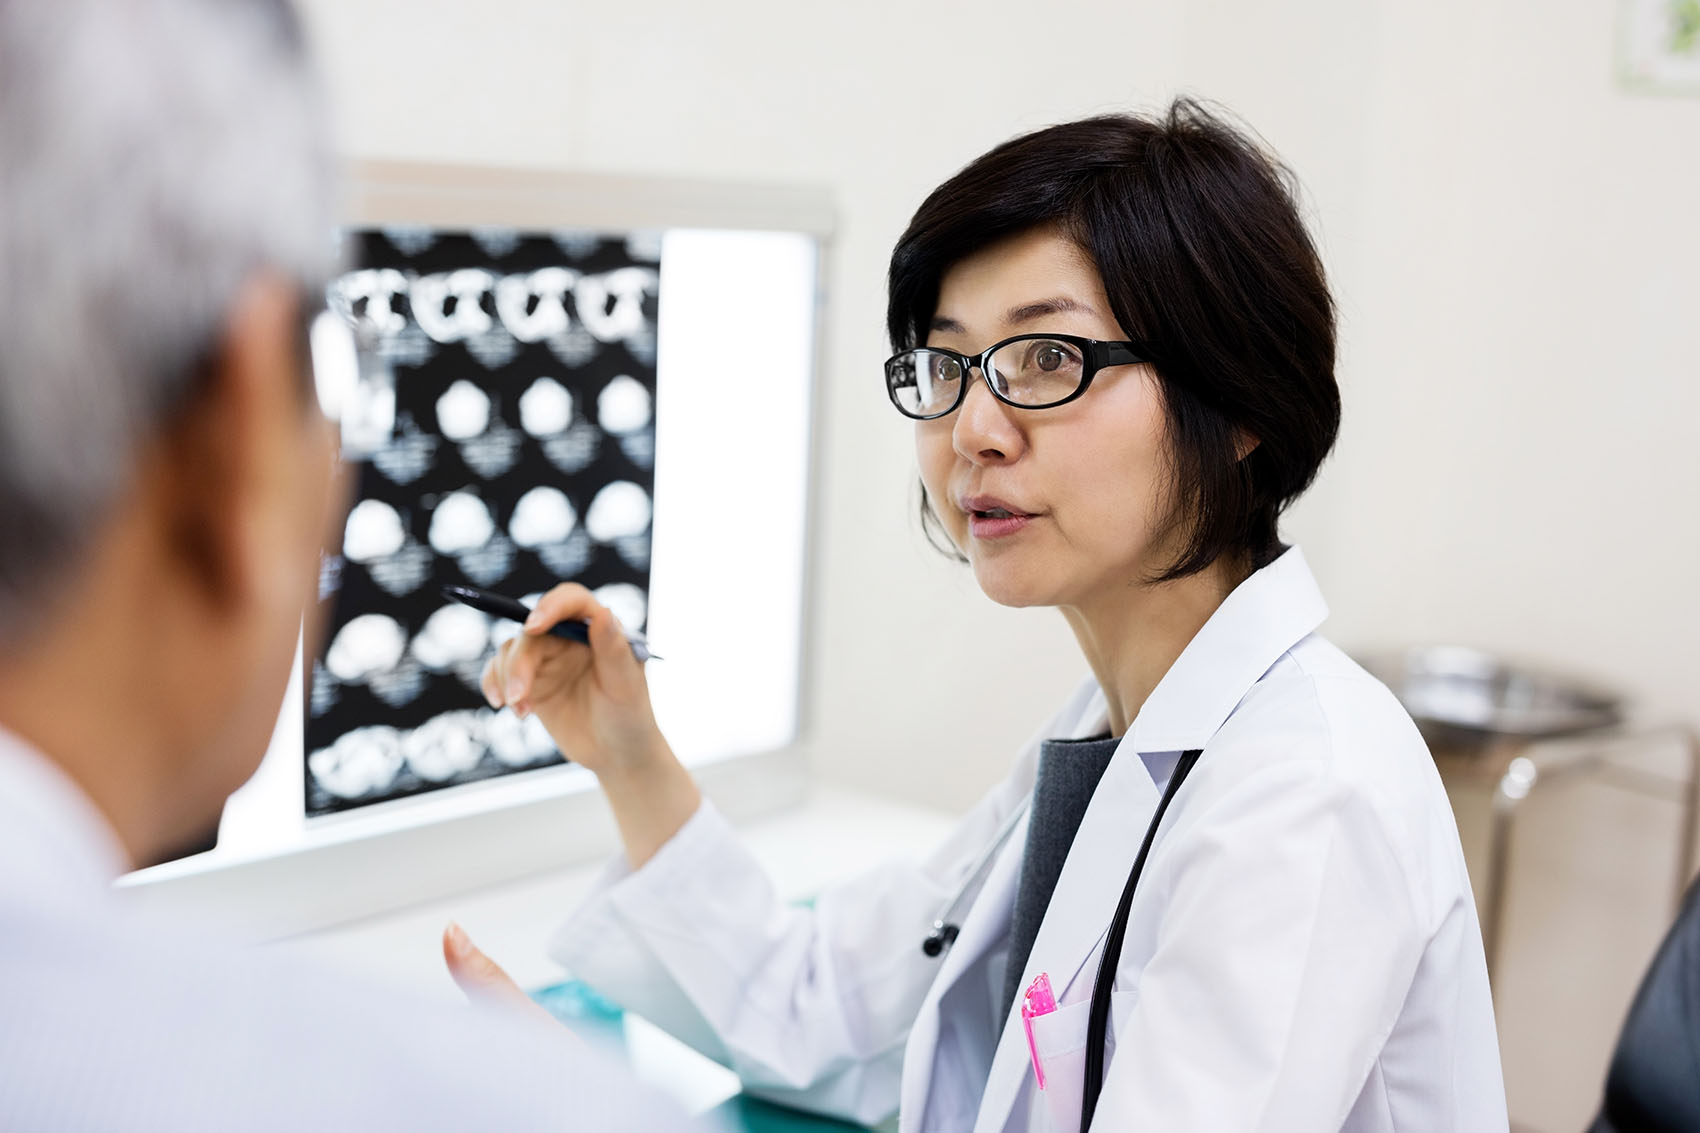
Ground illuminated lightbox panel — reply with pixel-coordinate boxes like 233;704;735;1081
204;172;823;867
306;228;661;817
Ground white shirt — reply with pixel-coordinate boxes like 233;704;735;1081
0;727;692;1132
551;547;1509;1131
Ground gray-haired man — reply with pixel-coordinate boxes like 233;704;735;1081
0;1;691;1127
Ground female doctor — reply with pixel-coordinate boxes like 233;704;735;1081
450;101;1508;1131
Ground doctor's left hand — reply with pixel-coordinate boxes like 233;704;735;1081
442;921;569;1033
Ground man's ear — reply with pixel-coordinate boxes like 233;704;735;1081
154;274;305;612
1233;427;1261;462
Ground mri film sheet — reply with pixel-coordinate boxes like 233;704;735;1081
306;228;660;817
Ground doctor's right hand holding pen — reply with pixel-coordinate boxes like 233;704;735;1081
478;582;698;871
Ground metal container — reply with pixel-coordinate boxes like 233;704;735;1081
1357;645;1624;751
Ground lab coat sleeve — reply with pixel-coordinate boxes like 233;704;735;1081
548;795;997;1126
1095;754;1433;1130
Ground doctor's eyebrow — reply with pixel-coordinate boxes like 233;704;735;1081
1004;296;1097;325
928;297;1098;338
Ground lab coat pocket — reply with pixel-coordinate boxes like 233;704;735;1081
1026;989;1136;1133
1026;998;1089;1133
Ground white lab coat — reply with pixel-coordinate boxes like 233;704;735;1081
551;548;1508;1131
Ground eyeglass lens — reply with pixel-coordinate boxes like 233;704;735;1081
887;337;1088;418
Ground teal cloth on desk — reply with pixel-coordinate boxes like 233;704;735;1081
530;980;877;1132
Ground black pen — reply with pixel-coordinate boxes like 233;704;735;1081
440;584;658;662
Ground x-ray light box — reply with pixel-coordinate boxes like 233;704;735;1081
120;165;831;940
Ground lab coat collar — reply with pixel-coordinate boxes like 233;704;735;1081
0;724;129;903
1126;545;1328;755
973;546;1328;1133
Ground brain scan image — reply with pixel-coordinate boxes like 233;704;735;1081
519;378;573;437
401;712;488;782
484;710;558;769
596;374;652;435
436;380;492;441
343;499;407;563
325;614;409;683
584;481;653;543
308;727;405;801
306;228;659;816
411;603;490;673
428;490;496;555
592;582;648;635
509;486;577;548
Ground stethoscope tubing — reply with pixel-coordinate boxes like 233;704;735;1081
922;794;1033;957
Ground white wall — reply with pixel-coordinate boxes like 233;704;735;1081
1319;0;1700;731
294;0;1700;816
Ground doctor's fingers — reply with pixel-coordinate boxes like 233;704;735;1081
524;582;599;635
490;634;570;716
529;583;643;693
480;652;508;709
483;635;540;713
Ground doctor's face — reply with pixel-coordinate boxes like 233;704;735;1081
915;227;1179;611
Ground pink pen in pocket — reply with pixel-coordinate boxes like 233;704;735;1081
1020;971;1057;1089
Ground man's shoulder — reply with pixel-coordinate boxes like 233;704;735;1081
0;897;687;1131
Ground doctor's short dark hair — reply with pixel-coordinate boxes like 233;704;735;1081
887;98;1340;582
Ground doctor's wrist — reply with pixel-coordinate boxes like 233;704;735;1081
594;729;678;785
594;739;701;869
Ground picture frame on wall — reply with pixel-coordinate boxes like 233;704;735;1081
1619;0;1700;94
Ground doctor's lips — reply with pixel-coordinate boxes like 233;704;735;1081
960;494;1037;539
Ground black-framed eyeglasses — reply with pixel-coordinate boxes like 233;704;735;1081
883;333;1152;420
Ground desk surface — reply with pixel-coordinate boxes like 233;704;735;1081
270;785;955;1125
532;978;882;1130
